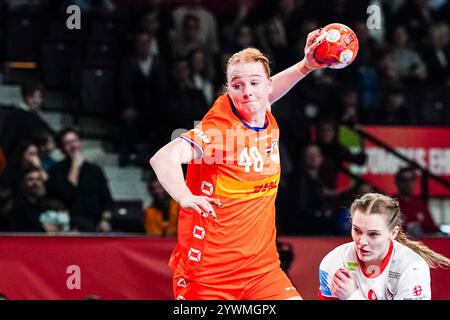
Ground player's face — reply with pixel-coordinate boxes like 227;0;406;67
227;62;272;119
351;210;398;268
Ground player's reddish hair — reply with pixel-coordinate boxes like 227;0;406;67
226;48;271;78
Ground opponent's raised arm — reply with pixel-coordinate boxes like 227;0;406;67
269;28;328;104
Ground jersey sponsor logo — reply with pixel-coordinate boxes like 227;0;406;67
319;269;332;296
388;271;401;279
412;285;423;297
215;174;280;200
176;295;186;300
254;133;273;142
368;289;378;300
344;262;358;271
250;181;278;194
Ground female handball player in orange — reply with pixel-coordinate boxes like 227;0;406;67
150;28;329;300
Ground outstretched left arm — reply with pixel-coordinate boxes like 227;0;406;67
269;28;328;105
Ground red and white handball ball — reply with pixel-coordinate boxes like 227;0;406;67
313;23;359;69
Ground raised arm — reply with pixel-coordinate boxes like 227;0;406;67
149;138;221;219
269;28;328;104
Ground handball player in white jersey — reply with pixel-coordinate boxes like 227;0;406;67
319;193;450;300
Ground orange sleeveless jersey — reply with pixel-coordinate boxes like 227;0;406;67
169;94;282;284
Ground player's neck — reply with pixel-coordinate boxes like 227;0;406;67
240;108;267;128
244;115;265;128
361;242;392;276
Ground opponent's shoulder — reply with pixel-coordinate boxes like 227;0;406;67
392;240;429;268
320;242;355;269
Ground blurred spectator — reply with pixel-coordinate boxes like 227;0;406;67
395;0;434;40
171;14;207;58
377;87;415;125
47;128;114;232
270;0;306;47
8;166;47;232
420;22;450;86
32;130;59;172
166;57;207;131
0;187;13;231
339;88;360;126
140;0;174;40
188;48;215;105
227;23;257;52
144;175;178;237
389;25;428;84
394;167;440;237
359;49;401;124
0;140;48;193
140;10;161;37
172;0;220;55
39;199;70;234
375;49;401;87
281;144;335;235
257;17;297;74
316;118;367;191
0;82;54;160
220;0;259;43
119;31;167;166
139;5;173;58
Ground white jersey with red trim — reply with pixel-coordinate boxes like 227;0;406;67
319;240;431;300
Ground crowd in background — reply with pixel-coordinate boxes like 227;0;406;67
0;0;448;236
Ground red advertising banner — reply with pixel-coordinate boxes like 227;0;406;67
362;126;450;197
0;236;449;300
0;236;175;300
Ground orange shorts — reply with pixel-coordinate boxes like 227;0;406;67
173;267;301;300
